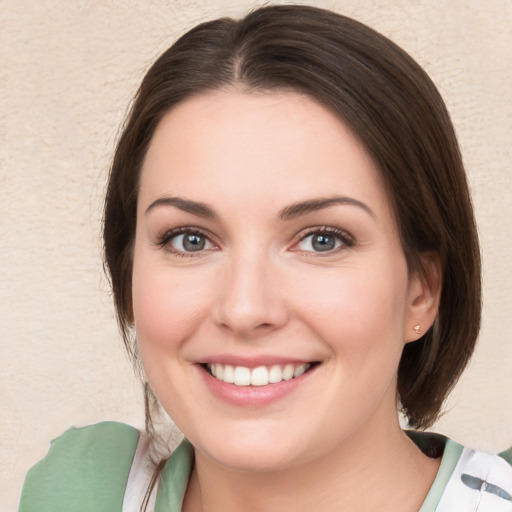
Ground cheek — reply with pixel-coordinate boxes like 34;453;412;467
131;265;209;354
289;262;409;355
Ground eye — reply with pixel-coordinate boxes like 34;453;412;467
299;233;340;252
157;228;216;255
293;227;354;254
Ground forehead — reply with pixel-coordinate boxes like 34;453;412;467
139;90;388;217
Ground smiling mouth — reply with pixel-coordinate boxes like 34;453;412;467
203;362;317;387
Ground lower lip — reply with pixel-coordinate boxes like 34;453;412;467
198;365;316;407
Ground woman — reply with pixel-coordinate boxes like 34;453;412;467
20;4;512;511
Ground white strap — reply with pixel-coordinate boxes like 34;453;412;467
436;448;512;511
122;432;160;512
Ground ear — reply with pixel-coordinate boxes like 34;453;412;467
405;253;442;343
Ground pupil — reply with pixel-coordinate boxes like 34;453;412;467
183;234;205;251
312;234;335;251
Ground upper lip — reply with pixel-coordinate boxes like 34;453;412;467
195;354;318;368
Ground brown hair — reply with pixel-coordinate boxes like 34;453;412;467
104;4;481;430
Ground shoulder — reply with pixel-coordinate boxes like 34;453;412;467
19;422;140;512
500;446;512;466
436;441;512;512
408;431;512;511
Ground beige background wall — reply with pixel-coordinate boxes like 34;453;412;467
1;1;511;510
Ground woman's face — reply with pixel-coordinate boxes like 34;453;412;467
132;91;428;471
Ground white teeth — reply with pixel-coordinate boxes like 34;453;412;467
293;364;308;378
214;363;224;380
268;365;283;383
223;364;234;383
282;364;295;381
233;366;251;386
207;362;312;386
251;366;269;386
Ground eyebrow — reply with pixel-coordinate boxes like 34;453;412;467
278;196;375;220
145;196;218;219
145;195;374;220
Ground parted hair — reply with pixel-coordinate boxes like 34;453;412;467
104;4;481;430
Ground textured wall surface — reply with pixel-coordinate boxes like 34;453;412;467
1;1;511;509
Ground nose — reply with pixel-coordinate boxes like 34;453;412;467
212;251;289;339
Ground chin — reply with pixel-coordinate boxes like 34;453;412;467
204;443;302;473
187;420;325;474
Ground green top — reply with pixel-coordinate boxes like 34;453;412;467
19;421;512;511
19;422;139;512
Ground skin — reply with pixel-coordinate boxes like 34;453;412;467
132;90;441;512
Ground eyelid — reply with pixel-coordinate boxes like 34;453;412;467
290;226;355;254
155;226;219;256
154;225;354;256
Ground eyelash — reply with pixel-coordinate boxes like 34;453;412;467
155;227;217;257
293;226;355;255
155;226;355;257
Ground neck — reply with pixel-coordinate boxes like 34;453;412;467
182;419;440;512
